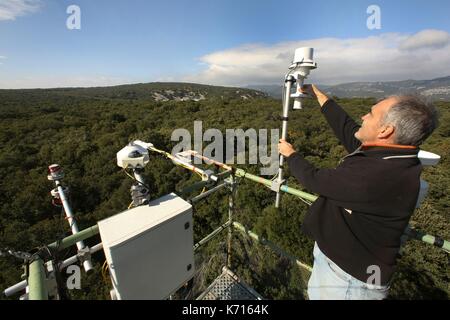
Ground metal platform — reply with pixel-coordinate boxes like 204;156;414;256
197;266;264;300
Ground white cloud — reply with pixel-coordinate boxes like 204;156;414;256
399;29;450;51
184;30;450;86
0;75;135;89
0;0;41;21
3;29;450;89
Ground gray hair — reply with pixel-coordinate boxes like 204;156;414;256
382;95;439;146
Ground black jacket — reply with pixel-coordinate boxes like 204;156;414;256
287;99;422;285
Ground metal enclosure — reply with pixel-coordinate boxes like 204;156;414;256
98;193;194;300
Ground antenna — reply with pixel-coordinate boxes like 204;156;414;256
275;47;317;208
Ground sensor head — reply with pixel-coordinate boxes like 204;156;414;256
117;143;150;169
290;47;317;71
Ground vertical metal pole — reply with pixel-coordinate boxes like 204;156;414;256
130;168;150;207
28;258;48;300
132;169;146;185
227;174;235;268
56;181;93;272
275;76;295;208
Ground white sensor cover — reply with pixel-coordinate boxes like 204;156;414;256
116;143;149;169
293;47;317;68
133;140;154;150
418;150;440;166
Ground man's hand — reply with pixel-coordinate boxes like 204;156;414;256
278;139;296;158
299;84;330;107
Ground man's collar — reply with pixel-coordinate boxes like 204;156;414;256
356;142;419;159
360;142;417;150
340;143;419;163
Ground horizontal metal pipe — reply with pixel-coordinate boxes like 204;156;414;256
47;225;99;252
188;151;233;171
150;146;214;180
217;170;232;178
280;184;318;203
233;221;312;273
189;183;228;203
59;243;103;269
3;280;27;298
405;228;450;253
194;221;231;252
234;168;318;203
179;181;209;196
179;171;232;197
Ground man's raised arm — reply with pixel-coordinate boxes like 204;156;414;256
301;85;362;153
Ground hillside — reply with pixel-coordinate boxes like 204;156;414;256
0;82;267;104
0;83;448;300
248;76;450;100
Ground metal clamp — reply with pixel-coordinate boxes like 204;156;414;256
202;170;219;184
77;247;91;265
130;183;150;207
224;176;236;190
270;179;285;193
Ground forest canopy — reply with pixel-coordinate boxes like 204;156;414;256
0;84;448;299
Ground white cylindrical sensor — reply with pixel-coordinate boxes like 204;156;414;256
293;99;303;110
293;47;314;64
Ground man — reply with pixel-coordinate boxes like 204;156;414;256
278;84;438;300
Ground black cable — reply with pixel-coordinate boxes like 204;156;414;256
123;168;151;190
41;245;72;300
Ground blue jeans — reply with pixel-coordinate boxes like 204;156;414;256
307;242;389;300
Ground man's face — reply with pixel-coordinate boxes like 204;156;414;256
354;97;397;144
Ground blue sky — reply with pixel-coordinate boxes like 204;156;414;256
1;0;450;88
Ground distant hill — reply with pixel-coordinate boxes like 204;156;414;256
247;76;450;101
244;85;284;100
0;82;268;103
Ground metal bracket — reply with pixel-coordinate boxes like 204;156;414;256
130;183;150;207
224;176;236;190
270;179;285;193
202;170;218;183
77;247;91;265
285;74;296;82
21;264;29;280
